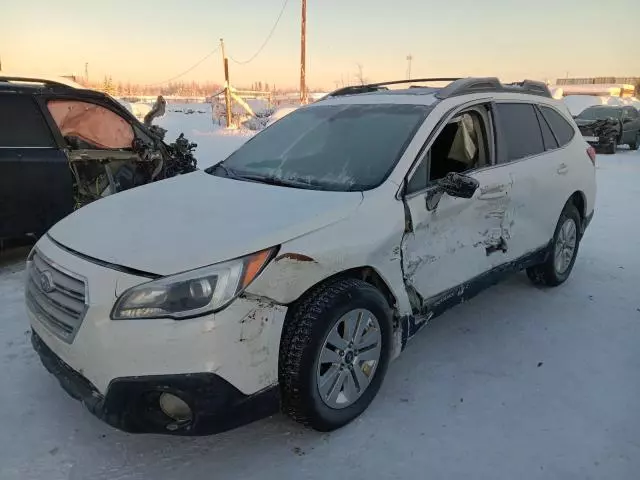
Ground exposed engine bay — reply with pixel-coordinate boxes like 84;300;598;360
48;96;197;209
575;117;621;141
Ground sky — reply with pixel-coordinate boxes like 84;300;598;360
1;0;638;89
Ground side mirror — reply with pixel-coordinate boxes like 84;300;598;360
438;172;479;199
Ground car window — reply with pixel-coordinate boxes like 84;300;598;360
578;106;622;120
406;153;429;194
47;99;134;150
0;94;55;148
216;104;430;191
535;107;559;150
406;108;490;194
495;103;544;162
539;106;575;147
625;108;638;119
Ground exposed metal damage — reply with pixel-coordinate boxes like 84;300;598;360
63;95;198;209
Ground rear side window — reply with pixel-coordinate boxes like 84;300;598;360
495;103;544;162
0;94;55;147
535;108;558;150
539;106;575;147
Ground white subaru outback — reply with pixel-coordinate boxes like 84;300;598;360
26;77;596;435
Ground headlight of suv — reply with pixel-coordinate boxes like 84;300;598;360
111;247;277;320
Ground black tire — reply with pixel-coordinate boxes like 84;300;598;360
279;278;393;431
629;134;639;151
526;203;581;287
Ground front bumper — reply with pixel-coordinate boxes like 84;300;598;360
583;134;617;149
32;331;279;435
27;235;288;435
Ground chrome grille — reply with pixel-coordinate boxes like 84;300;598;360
26;249;87;343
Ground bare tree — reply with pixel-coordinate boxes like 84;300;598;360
355;63;367;85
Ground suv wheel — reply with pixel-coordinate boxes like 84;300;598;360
629;134;639;151
527;204;581;287
279;278;392;431
605;138;617;154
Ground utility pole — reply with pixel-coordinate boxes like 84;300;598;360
406;55;413;80
220;38;232;128
85;62;89;83
300;0;308;104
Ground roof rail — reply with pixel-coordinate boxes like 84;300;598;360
322;78;462;99
436;77;552;99
319;76;552;101
0;76;77;89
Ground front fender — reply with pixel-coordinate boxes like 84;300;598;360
244;200;413;316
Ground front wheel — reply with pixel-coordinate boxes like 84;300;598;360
527;204;581;287
279;278;392;431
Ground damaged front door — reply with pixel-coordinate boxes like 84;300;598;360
46;98;164;207
400;104;516;310
402;168;514;307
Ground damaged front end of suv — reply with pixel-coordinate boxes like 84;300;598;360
53;95;198;209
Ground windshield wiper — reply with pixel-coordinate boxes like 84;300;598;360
234;173;322;190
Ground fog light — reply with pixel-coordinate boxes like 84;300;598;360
159;393;192;422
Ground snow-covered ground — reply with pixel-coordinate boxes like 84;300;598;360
155;103;254;169
1;140;640;478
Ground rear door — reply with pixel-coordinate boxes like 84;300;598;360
0;93;74;238
490;102;566;264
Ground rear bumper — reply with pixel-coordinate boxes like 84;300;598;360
32;331;279;435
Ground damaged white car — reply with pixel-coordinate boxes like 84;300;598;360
26;77;596;435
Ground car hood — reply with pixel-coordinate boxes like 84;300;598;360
48;171;363;275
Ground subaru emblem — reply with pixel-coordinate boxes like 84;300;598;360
39;271;55;293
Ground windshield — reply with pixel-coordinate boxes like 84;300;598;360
578;106;622;121
208;103;430;191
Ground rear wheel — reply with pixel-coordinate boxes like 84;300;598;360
279;278;392;431
629;133;639;151
527;204;581;287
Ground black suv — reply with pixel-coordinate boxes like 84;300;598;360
575;105;640;154
0;76;195;241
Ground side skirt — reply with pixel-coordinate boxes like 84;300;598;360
400;244;549;350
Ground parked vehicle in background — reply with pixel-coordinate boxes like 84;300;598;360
27;77;596;436
0;76;197;242
575;105;640;153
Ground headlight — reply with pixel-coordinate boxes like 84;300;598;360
111;247;277;320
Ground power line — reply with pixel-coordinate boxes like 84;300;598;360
148;46;220;86
230;0;289;65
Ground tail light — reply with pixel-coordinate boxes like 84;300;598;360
586;146;596;165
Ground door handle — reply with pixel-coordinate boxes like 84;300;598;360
557;163;569;175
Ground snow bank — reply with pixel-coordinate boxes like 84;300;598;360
130;102;152;120
549;86;564;100
562;95;602;116
603;96;624;107
115;98;152;120
155;103;254;169
562;94;640;115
